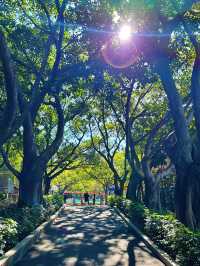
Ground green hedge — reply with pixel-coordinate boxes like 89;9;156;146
0;218;18;255
43;193;64;213
109;196;200;266
0;192;7;201
0;193;63;256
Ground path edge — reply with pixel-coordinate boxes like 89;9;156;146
0;206;64;266
113;206;179;266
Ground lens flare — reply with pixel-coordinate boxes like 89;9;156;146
118;25;132;41
101;35;138;69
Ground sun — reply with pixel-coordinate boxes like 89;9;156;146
118;25;132;42
101;24;138;69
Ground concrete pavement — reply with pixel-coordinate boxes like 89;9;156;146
14;206;164;266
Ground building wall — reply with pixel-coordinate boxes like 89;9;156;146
0;175;8;192
0;166;15;193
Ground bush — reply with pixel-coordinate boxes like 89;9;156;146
144;212;182;259
110;197;200;266
0;193;63;255
108;195;126;209
0;192;7;201
176;230;200;266
43;193;63;213
0;206;49;241
144;213;200;265
0;218;18;255
108;195;116;207
128;202;149;230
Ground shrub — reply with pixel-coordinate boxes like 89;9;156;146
43;193;63;212
0;193;63;256
0;206;47;240
108;195;116;207
144;212;182;259
128;201;149;230
0;218;18;255
110;197;200;266
176;230;200;266
29;206;49;225
108;195;126;209
0;192;7;201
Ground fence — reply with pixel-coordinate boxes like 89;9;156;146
63;192;105;205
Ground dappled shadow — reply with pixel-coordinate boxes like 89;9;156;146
14;206;163;266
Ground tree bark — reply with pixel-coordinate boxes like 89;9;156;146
155;56;192;165
104;185;108;204
113;176;122;196
18;96;64;206
126;169;143;201
44;175;51;195
18;169;43;206
0;31;17;146
142;157;161;211
174;162;200;229
144;178;161;211
154;55;200;228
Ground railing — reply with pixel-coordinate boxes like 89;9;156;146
7;193;18;202
0;192;18;207
63;192;105;205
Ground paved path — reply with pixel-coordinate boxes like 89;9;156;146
15;206;164;266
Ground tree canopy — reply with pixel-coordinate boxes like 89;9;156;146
1;0;200;230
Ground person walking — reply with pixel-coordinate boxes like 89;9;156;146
84;192;89;205
93;194;96;205
72;193;76;205
99;193;104;205
63;193;67;204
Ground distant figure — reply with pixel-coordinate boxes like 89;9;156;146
99;193;104;205
81;195;83;205
93;194;96;205
72;194;76;205
63;193;67;203
84;192;89;204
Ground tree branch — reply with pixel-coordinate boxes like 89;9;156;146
0;148;20;179
0;31;17;146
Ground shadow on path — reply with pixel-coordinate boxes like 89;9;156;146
14;206;164;266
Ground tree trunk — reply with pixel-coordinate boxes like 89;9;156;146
155;56;192;164
126;170;143;201
104;185;108;204
44;175;51;195
18;171;43;206
114;176;122;196
136;181;145;202
154;56;200;228
119;179;125;196
144;179;161;211
0;32;17;146
175;163;200;229
142;157;161;211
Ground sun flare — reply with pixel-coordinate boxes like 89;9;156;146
118;25;132;41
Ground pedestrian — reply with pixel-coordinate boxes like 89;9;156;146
81;195;83;205
63;193;67;203
72;193;76;205
99;193;104;205
93;194;96;205
84;192;89;205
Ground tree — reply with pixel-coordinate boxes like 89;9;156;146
136;0;200;229
43;118;89;194
88;91;128;195
0;1;88;206
82;155;114;202
109;0;200;228
104;72;174;210
0;31;18;146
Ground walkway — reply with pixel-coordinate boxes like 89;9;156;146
15;206;164;266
